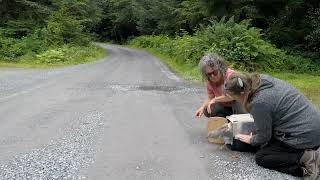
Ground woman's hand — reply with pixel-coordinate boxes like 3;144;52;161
235;133;252;144
195;107;205;118
206;98;216;114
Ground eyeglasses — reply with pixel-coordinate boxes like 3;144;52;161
206;70;218;77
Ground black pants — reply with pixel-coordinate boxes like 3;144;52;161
228;139;260;152
255;139;305;177
203;101;246;118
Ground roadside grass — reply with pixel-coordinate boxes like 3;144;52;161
130;45;320;108
0;45;106;69
270;73;320;107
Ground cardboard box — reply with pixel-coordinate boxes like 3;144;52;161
226;114;255;136
207;114;256;145
207;117;228;144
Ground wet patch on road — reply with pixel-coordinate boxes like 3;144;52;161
71;83;205;95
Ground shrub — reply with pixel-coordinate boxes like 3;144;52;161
0;29;49;62
129;17;319;74
0;36;26;61
196;17;287;71
46;8;91;46
34;45;104;64
36;48;66;64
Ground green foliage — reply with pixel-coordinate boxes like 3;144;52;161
197;18;263;70
147;0;180;35
35;47;68;64
0;0;104;63
0;35;23;61
0;29;47;61
46;8;90;46
20;45;105;65
129;18;319;74
1;0;319;70
0;0;52;38
176;0;210;32
52;0;104;32
306;7;320;53
105;0;139;41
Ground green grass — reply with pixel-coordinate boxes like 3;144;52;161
270;73;320;107
0;45;106;69
129;45;320;108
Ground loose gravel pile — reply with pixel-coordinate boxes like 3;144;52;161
0;111;104;180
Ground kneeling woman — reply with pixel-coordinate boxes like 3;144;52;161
224;73;320;180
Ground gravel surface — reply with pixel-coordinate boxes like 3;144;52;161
0;111;104;180
0;44;300;180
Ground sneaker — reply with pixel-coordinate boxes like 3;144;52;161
207;123;232;139
300;149;320;180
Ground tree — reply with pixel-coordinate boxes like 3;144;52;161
176;0;210;33
0;0;52;38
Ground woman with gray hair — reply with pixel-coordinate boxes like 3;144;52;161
195;53;245;119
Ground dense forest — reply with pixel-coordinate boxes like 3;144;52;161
0;0;319;71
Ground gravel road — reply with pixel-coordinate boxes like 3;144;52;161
0;44;298;180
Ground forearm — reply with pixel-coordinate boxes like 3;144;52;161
201;99;212;108
201;95;214;108
201;95;232;109
250;133;271;146
213;95;233;103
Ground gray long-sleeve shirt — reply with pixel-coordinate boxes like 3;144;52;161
249;75;320;149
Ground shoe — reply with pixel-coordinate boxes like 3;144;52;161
300;149;320;180
207;123;232;138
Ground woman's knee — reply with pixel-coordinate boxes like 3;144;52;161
229;139;258;152
255;151;278;169
203;104;220;117
255;151;269;168
204;104;228;117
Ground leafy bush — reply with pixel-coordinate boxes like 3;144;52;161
34;45;104;64
306;8;320;53
46;8;90;46
129;17;319;74
0;28;49;61
36;48;66;64
0;38;31;61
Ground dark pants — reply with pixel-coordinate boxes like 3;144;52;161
203;101;246;118
228;139;260;152
255;139;305;177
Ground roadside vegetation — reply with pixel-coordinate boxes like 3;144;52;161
128;18;320;107
1;0;319;107
0;45;105;68
129;45;320;108
0;0;107;68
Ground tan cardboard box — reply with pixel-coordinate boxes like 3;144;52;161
207;117;228;144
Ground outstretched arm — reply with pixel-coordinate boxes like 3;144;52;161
195;94;214;118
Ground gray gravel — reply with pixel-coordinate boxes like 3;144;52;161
0;44;300;180
0;111;104;180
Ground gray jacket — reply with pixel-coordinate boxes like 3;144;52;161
249;75;320;149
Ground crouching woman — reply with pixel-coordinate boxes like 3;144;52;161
224;73;320;180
